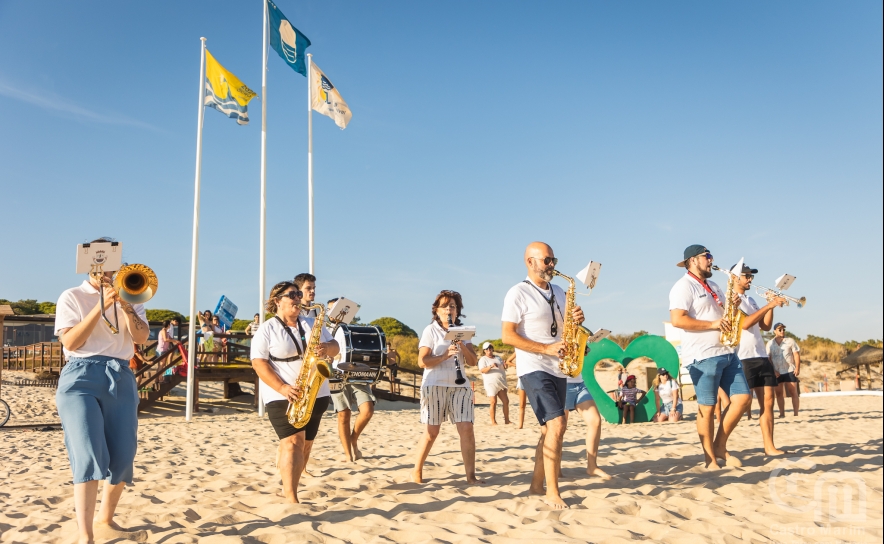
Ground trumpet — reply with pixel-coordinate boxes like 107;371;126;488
754;285;806;309
91;263;158;334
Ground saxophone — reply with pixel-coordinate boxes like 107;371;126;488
715;267;744;348
553;270;591;378
285;303;332;428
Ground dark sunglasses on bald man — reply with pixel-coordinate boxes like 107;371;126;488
533;256;558;266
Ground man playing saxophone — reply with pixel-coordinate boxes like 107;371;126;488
501;242;585;510
250;281;339;503
669;245;751;469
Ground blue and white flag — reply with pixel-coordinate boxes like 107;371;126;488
268;0;311;76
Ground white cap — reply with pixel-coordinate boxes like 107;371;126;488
482;342;493;350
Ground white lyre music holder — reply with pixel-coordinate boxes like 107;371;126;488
775;274;796;291
444;326;476;343
76;242;123;274
589;329;611;344
327;297;360;325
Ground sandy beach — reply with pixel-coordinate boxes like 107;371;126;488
1;372;881;543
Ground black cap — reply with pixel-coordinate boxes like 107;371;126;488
730;263;759;275
677;244;709;267
774;323;785;330
658;368;670;376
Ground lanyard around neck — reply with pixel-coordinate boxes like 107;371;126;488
687;272;722;307
523;280;561;337
275;315;307;358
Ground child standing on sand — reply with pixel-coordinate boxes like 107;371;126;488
618;375;644;424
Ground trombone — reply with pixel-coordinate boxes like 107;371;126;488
754;285;806;309
91;263;159;334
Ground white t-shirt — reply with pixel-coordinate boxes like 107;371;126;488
738;295;768;360
502;278;568;378
250;316;335;404
478;355;506;382
767;337;800;374
418;321;473;388
656;379;680;405
668;274;734;364
54;280;148;360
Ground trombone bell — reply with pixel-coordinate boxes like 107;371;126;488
114;264;158;304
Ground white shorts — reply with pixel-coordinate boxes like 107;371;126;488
420;386;474;425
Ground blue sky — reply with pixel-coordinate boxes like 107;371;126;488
1;1;881;342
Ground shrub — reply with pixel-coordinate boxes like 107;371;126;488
0;299;42;315
389;335;419;371
145;309;186;323
477;338;513;355
370;317;418;339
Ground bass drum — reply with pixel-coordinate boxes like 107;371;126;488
330;324;387;388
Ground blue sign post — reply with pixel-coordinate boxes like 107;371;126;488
214;296;238;330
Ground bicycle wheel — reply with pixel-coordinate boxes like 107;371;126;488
0;399;10;427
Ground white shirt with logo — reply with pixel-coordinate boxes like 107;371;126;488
54;280;147;360
418;321;473;388
656;379;680;405
502;278;568;379
738;295;769;360
250;316;334;404
668;274;735;364
767;337;800;374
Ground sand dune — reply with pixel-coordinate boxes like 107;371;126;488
1;373;881;543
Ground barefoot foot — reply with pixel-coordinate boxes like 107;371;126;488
411;469;423;484
765;448;785;456
541;493;569;509
93;522;148;542
466;475;486;484
528;485;545;496
587;466;612;480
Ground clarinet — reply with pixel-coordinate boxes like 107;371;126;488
448;315;467;385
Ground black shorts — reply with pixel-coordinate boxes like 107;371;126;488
777;372;799;384
520;371;567;425
265;396;330;441
742;357;778;389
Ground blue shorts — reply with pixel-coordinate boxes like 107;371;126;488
55;356;139;485
687;353;751;406
565;381;594;411
520;371;567;425
661;401;683;416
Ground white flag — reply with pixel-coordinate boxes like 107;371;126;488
310;62;352;129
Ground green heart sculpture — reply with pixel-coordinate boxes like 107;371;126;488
581;335;680;424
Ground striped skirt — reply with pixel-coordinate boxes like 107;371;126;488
420;385;474;425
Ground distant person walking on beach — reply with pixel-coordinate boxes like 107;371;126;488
412;290;482;485
245;313;261;335
386;343;400;394
669;245;750;469
502;242;585;509
734;264;786;455
767;323;802;417
250;281;339;504
54;237;150;543
478;343;511;425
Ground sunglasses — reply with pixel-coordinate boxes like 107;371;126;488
743;274;755;280
533;256;558;266
278;290;304;300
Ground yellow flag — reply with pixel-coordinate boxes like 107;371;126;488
204;50;258;125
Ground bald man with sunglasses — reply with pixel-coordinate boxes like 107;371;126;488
501;242;585;510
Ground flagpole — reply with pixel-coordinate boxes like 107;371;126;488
307;53;314;274
257;0;269;418
186;37;208;422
